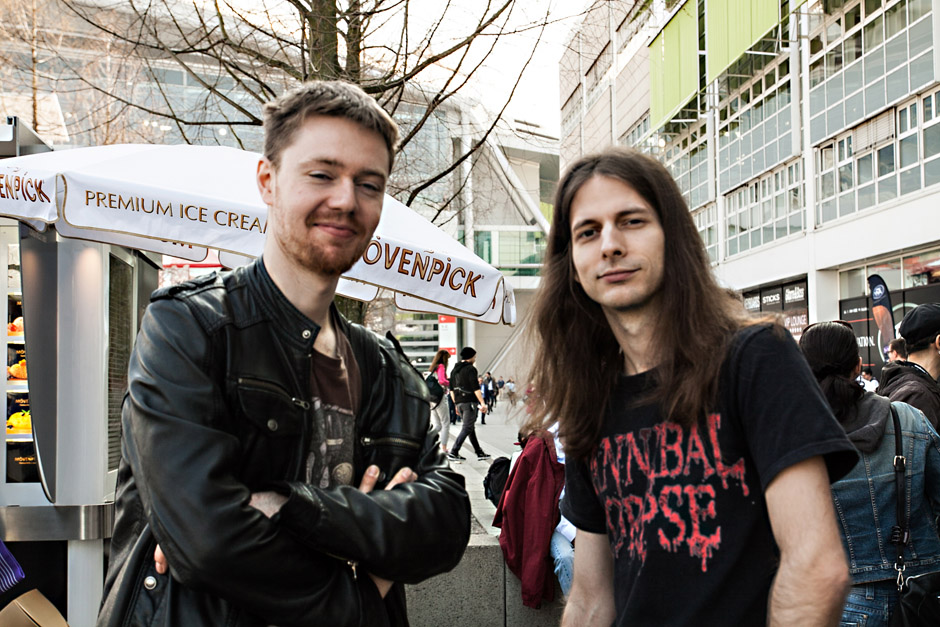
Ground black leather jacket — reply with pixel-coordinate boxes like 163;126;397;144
97;259;471;627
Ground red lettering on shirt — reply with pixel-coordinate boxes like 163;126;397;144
590;413;747;573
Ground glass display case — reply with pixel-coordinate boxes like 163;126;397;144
3;234;37;484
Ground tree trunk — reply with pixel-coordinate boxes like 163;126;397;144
345;0;361;82
308;0;339;79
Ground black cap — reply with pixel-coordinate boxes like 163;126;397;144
899;303;940;350
460;347;476;360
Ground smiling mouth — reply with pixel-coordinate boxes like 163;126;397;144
599;268;637;281
313;222;358;237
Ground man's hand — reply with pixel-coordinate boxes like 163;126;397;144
154;544;168;575
358;464;417;598
480;405;487;414
249;491;289;518
357;464;417;494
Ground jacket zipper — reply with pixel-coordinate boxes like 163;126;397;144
235;377;311;410
360;435;421;449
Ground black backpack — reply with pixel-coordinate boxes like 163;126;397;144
425;372;445;405
483;456;511;507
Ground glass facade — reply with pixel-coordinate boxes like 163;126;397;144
474;230;546;277
839;247;940;297
817;85;940;224
693;203;719;262
718;55;794;194
663;120;710;209
808;0;934;146
725;159;804;256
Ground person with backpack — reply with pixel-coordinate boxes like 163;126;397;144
800;321;940;626
427;349;451;452
447;347;490;462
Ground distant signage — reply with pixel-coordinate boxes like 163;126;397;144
438;315;458;355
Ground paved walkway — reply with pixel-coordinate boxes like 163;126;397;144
440;398;530;536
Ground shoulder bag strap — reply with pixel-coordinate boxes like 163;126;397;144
891;403;910;590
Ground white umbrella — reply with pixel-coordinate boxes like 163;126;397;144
0;144;515;324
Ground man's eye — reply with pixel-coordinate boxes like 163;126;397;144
576;228;596;239
359;181;383;193
310;172;331;180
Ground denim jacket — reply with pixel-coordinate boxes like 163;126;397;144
830;392;940;584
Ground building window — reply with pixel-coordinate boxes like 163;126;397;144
472;229;545;276
561;86;583;136
662;121;709;209
620;114;656;153
717;55;793;194
817;87;940;225
807;0;933;146
725;159;803;257
693;203;718;263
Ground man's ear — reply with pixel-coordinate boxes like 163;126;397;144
257;157;275;206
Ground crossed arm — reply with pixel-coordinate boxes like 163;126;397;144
154;464;417;598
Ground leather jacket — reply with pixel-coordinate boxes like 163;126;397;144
831;393;940;584
880;360;940;429
97;258;471;627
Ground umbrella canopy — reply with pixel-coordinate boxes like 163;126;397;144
0;144;514;324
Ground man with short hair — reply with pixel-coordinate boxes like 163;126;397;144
97;80;470;627
448;347;490;461
858;366;879;392
880;303;940;428
888;337;908;362
525;148;857;626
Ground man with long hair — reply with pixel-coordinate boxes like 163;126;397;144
525;148;857;625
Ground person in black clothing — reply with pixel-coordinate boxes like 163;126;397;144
524;148;856;626
97;80;470;627
448;347;490;462
880;303;940;428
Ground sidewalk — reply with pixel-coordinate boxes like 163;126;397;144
443;399;529;535
404;399;566;626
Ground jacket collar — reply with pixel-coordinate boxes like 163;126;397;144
242;256;326;353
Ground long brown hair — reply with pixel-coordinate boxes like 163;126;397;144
525;148;757;462
428;349;450;374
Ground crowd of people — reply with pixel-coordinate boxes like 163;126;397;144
96;76;940;627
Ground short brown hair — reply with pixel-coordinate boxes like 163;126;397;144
262;80;399;170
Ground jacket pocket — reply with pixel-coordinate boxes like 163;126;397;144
359;434;422;486
232;377;309;484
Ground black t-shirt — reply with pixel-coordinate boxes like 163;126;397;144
561;325;857;626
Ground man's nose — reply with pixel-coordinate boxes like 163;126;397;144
600;225;624;258
327;178;357;211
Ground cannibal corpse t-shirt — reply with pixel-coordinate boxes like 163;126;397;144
305;325;361;489
561;324;857;626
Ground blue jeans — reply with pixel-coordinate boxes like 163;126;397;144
840;580;899;627
549;530;574;598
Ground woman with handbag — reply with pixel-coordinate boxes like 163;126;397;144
800;321;940;626
427;349;452;452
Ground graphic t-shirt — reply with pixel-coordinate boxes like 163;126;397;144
305;326;361;489
561;325;858;626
